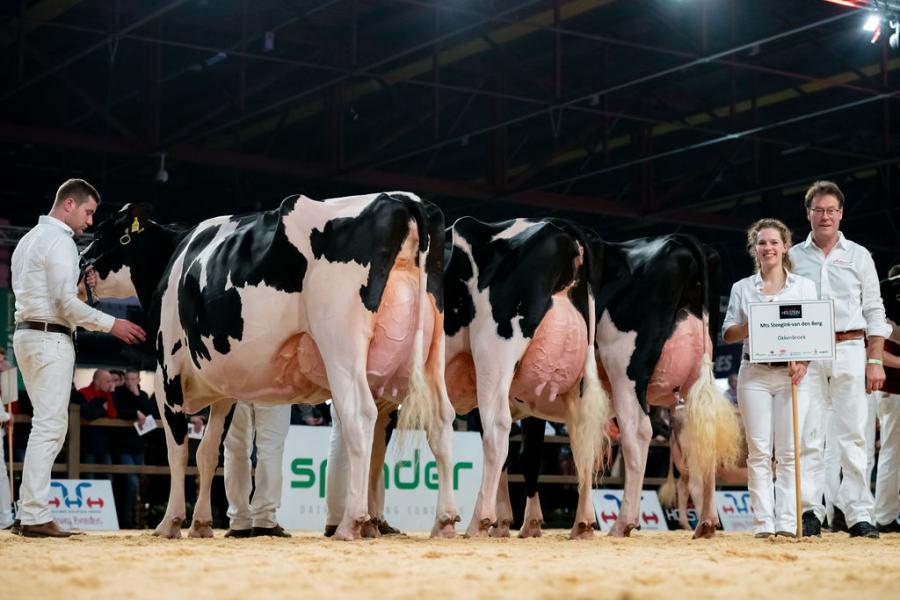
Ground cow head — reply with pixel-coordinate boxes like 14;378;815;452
80;203;155;302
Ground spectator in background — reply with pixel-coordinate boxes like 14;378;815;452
79;369;116;477
112;368;154;528
109;369;125;390
725;372;739;405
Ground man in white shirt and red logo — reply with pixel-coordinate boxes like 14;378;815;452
789;180;890;539
11;179;146;538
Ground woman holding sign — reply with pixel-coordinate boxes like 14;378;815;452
722;219;818;538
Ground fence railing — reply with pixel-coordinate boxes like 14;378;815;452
8;405;693;488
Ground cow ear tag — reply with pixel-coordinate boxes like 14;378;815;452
131;217;144;234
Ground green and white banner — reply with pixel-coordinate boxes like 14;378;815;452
278;425;484;532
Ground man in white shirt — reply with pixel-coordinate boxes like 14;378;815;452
11;179;146;538
789;180;890;539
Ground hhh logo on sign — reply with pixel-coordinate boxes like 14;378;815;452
779;305;802;319
48;481;103;509
722;492;752;514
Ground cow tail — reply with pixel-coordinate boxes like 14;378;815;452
681;354;742;482
672;235;741;482
397;199;436;440
567;242;611;495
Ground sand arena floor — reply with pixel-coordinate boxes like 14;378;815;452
2;529;898;600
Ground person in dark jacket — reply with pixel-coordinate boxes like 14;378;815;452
112;368;155;528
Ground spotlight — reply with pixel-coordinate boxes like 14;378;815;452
155;152;169;184
863;14;881;31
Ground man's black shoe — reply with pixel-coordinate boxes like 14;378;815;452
224;528;252;538
848;521;880;539
829;507;849;533
802;511;821;537
251;524;291;538
876;520;900;534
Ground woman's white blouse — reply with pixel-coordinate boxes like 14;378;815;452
722;271;819;357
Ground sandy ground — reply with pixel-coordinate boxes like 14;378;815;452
2;529;898;600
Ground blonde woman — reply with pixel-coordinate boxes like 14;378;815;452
722;218;818;538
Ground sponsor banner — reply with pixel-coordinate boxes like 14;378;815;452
591;489;668;532
48;479;119;530
715;490;755;531
279;426;483;532
662;504;700;531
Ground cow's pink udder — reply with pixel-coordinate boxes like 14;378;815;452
510;292;587;418
366;266;432;399
647;314;708;407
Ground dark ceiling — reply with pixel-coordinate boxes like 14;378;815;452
1;0;898;285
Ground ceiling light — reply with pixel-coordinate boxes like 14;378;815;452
864;14;881;30
155;152;169;184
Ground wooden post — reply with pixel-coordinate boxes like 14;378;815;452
790;361;802;538
67;403;80;479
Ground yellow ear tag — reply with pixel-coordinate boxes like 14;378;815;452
131;217;144;234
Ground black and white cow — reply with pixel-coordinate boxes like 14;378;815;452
517;234;742;539
82;192;459;540
442;217;610;539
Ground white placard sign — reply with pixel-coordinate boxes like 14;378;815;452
591;489;668;532
48;479;119;530
748;299;835;362
715;490;755;531
279;426;483;532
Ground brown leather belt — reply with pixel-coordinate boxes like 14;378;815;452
835;329;865;343
16;321;73;336
743;354;788;368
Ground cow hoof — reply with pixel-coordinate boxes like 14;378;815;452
361;520;381;539
431;514;459;538
188;521;214;539
152;516;184;539
464;518;492;538
332;524;360;541
608;522;638;538
490;519;512;538
518;519;544;539
569;521;595;540
692;521;716;539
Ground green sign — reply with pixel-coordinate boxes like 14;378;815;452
290;450;473;498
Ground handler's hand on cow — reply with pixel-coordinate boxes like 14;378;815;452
789;361;809;386
111;319;146;345
866;363;885;393
85;265;98;290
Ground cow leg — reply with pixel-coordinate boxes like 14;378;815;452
423;308;460;538
490;470;513;538
329;375;377;542
426;380;462;538
609;387;652;537
153;369;189;539
693;466;718;539
518;417;546;538
362;404;393;539
567;410;598;540
466;349;518;538
188;400;234;538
